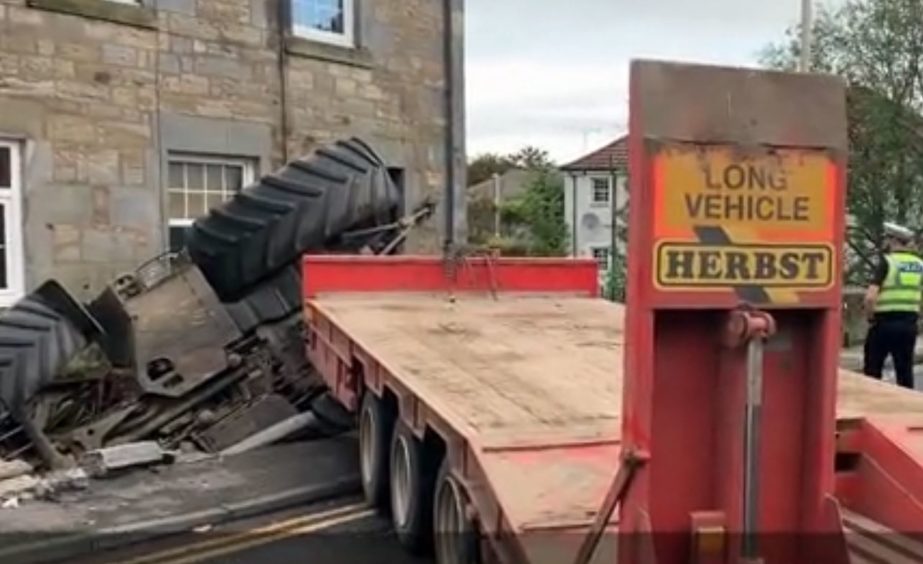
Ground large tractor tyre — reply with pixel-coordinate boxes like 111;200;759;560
390;419;437;555
0;282;98;412
186;138;401;303
433;460;481;564
359;392;394;509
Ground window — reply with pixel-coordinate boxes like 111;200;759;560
291;0;355;48
591;247;610;271
591;177;610;204
0;141;24;306
167;154;255;252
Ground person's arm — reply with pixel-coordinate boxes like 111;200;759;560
864;257;889;315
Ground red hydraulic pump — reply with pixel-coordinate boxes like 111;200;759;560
617;60;850;564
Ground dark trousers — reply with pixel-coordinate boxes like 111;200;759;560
863;317;918;389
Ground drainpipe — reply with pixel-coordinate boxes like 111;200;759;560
442;0;465;255
571;173;578;256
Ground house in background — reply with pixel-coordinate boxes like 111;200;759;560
560;136;629;276
0;0;465;305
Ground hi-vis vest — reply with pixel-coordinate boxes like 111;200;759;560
876;251;923;313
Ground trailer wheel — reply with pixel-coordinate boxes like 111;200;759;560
434;460;480;564
359;393;393;508
390;420;435;554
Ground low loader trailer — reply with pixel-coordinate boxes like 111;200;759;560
301;61;923;564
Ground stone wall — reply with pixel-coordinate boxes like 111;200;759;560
0;0;463;301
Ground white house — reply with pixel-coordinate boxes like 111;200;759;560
560;137;630;277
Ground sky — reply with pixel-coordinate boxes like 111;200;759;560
464;0;847;165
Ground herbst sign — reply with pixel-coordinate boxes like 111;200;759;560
650;144;839;303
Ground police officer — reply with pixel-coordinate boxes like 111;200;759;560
863;222;923;389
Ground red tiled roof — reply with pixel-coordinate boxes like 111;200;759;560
560;136;628;171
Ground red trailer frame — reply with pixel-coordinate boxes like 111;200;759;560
303;254;624;563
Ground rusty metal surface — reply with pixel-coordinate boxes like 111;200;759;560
104;265;243;398
631;60;848;151
195;394;298;452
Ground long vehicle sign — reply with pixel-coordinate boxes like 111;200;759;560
651;144;838;303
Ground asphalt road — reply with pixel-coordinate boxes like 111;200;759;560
77;496;432;564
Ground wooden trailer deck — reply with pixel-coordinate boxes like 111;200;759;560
303;257;923;563
312;293;625;546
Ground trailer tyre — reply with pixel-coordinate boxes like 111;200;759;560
359;392;393;508
434;460;480;564
390;420;436;554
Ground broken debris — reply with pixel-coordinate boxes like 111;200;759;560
80;442;172;478
0;459;33;481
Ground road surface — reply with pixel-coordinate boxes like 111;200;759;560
76;495;431;564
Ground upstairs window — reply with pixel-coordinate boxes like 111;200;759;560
591;177;610;204
291;0;355;48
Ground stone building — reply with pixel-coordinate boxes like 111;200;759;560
0;0;466;304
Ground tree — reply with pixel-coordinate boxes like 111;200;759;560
504;168;569;256
761;0;923;284
467;153;515;186
466;146;568;256
508;146;553;170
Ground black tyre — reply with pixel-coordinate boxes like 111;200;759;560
390;419;437;554
186;138;401;302
0;281;97;411
359;392;394;508
434;460;481;564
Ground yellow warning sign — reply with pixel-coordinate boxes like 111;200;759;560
655;146;833;237
654;243;834;289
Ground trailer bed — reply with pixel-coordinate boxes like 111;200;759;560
314;294;624;534
302;256;923;563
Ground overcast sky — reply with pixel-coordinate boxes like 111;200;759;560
465;0;847;164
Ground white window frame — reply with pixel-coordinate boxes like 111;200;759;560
166;153;255;248
591;177;611;205
0;140;24;307
590;246;610;271
291;0;356;48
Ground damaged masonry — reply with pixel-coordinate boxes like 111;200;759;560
0;139;433;497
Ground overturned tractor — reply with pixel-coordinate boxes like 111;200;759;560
0;138;433;469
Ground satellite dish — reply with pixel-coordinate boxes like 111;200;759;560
581;213;600;231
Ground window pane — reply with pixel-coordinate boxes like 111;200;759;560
0;147;9;189
293;0;344;33
206;164;223;192
169;225;189;253
187;192;205;216
186;164;204;190
0;204;7;289
226;166;243;191
168;192;186;221
206;192;224;211
168;162;184;189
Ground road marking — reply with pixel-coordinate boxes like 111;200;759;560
165;509;376;564
119;502;372;564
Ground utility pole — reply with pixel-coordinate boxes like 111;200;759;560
492;172;501;238
799;0;813;72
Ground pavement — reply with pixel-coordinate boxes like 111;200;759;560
0;436;361;564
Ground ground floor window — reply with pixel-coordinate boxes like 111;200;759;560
166;154;255;252
0;141;24;306
590;246;610;271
